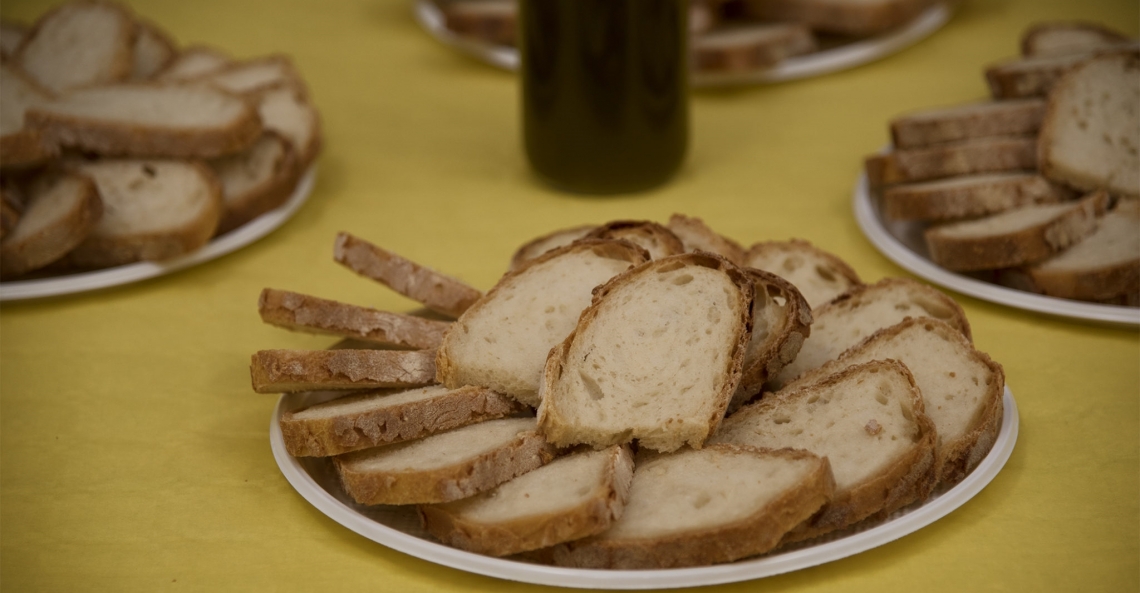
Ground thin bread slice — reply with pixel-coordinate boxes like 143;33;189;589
156;45;231;81
712;360;939;542
130;18;177;80
508;224;597;271
258;288;451;350
436;240;649;407
769;277;971;388
882;173;1075;222
209;131;300;234
251;348;437;393
443;0;517;46
865;136;1038;187
781;318;1005;485
418;445;634;557
537;253;753;453
732;268;812;410
692;23;817;73
0;20;27;59
0;188;20;239
278;385;524;456
0;63;59;169
1037;52;1139;199
551;445;835;569
739;0;933;36
65;159;222;268
205;55;306;97
1021;21;1134;58
924;190;1109;272
257;85;321;169
333;417;555;505
744;239;861;308
889;99;1046;149
582;220;685;260
0;170;101;277
984;45;1137;99
333;232;483;319
666;213;746;265
15;0;135;94
26;83;262;159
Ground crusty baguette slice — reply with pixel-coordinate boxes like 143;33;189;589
0;20;26;59
985;45;1137;99
889;99;1046;149
418;445;634;557
26;83;262;159
257;84;321;169
712;360;938;542
437;240;649;407
0;62;59;169
333;232;483;319
740;0;933;36
130;18;177;80
65;159;222;268
205;55;306;97
551;445;834;569
692;23;816;73
882;173;1075;222
279;385;525;456
334;417;555;505
537;253;753;453
744;239;861;308
209;131;300;234
1037;52;1139;199
583;220;685;260
258;288;451;350
443;0;517;46
15;0;135;94
0;170;101;277
924;190;1109;272
865;136;1038;187
732;268;812;410
508;224;597;271
156;45;231;81
769;277;970;388
250;348;437;393
1021;21;1134;58
666;213;746;265
781;318;1005;485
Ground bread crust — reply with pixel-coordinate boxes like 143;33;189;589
0;171;101;277
731;268;812;410
259;288;451;350
985;45;1137;99
865;137;1038;187
889;99;1046;149
583;220;685;260
212;131;301;235
250;348;438;393
667;213;746;265
818;276;973;342
882;174;1075;222
442;0;517;46
744;238;862;308
740;0;933;36
508;224;597;271
692;24;817;72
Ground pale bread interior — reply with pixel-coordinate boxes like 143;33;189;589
258;86;317;160
290;385;451;420
0;64;50;137
209;59;296;95
335;417;535;473
75;160;217;236
932;201;1081;238
212;134;289;207
17;2;131;93
158;47;231;81
1033;199;1140;271
2;174;89;243
745;244;856;308
37;84;250;129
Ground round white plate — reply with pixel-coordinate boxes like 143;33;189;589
852;172;1140;326
412;0;954;87
0;167;316;301
271;386;1018;589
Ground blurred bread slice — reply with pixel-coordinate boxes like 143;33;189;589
1021;21;1133;58
693;23;816;73
209;132;300;234
250;348;437;393
0;20;27;59
508;224;597;271
15;0;135;94
205;55;306;97
156;45;231;81
0;62;58;168
985;45;1137;100
583;220;684;260
740;0;933;36
443;0;517;46
667;213;746;265
0;170;100;277
744;239;861;308
889;99;1046;149
257;84;321;169
130;18;177;80
865;136;1038;187
882;173;1075;222
0;181;22;239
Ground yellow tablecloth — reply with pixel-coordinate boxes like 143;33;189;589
1;0;1137;591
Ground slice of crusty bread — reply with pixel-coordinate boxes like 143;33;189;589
259;288;451;350
278;385;524;456
1021;21;1133;58
781;318;1005;486
0;186;20;239
0;170;101;277
251;348;438;393
209;132;300;234
889;99;1046;149
156;45;231;81
334;417;555;505
769;277;971;388
130;18;177;80
712;359;938;542
692;23;817;73
205;55;306;97
882;173;1075;222
732;268;812;410
740;0;933;36
582;220;685;260
744;239;861;308
667;214;746;265
551;445;834;568
0;20;27;59
333;232;483;319
442;0;517;46
984;46;1137;100
1037;52;1139;199
0;62;59;169
924;190;1109;272
537;253;753;453
865;136;1038;187
418;445;634;557
15;0;135;94
436;240;649;407
508;224;597;271
257;84;321;169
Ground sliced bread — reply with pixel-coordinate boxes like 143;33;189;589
130;18;177;80
15;0;135;94
732;268;812;409
250;348;438;393
257;84;321;169
259;288;452;350
1021;21;1133;58
0;170;101;277
205;55;306;97
508;224;597;271
882;173;1075;222
0;20;27;59
582;220;685;260
156;45;231;81
666;213;746;265
443;0;517;46
889;99;1046;149
744;239;861;308
984;46;1136;100
692;23;817;73
865;136;1038;187
739;0;933;36
209;131;300;234
0;62;58;169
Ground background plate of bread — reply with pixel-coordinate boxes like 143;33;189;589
251;216;1018;586
856;21;1139;326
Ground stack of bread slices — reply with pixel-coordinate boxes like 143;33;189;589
253;214;1006;569
0;0;321;279
866;21;1139;306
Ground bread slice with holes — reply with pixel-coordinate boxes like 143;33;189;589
250;348;438;393
712;359;938;542
15;0;135;94
667;214;746;265
865;137;1038;187
279;385;525;456
1;62;58;169
882;173;1075;222
0;170;101;277
508;224;597;271
259;288;452;350
551;445;834;568
583;220;685;260
692;23;816;73
334;417;555;505
744;239;861;308
889;99;1046;149
1021;22;1133;58
732;268;812;410
537;253;753;453
209;131;300;234
418;445;634;557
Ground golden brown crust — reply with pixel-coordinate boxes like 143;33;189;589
666;213;746;265
0;171;101;277
882;174;1075;222
508;224;598;271
583;220;685;260
0;128;59;170
889;100;1046;150
259;288;452;350
864;137;1038;187
731;268;812;410
250;348;438;393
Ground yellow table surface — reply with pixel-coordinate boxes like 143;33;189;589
1;0;1137;591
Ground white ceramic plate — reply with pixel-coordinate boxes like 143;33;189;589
412;0;953;87
271;386;1018;589
852;172;1140;326
0;167;316;301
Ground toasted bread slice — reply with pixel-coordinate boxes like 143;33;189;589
418;445;634;557
985;45;1137;99
889;99;1046;149
15;0;135;94
1021;21;1133;58
205;55;306;97
508;224;597;271
583;220;685;260
732;268;812;409
0;170;101;277
882;173;1075;222
0;20;27;59
551;445;835;568
744;239;861;308
257;84;321;169
739;0;933;36
537;253;753;453
437;240;649;407
250;348;437;393
713;360;938;542
0;62;58;169
334;417;555;505
865;137;1038;187
693;23;816;73
443;0;517;46
258;288;451;350
209;132;300;234
666;214;746;265
156;45;231;81
130;18;177;80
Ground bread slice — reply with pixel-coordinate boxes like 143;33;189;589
769;277;971;388
205;55;306;97
64;159;221;268
130;18;177;80
1037;52;1139;199
257;85;321;169
744;239;861;308
156;45;231;81
0;185;21;239
712;360;938;542
889;99;1046;149
0;170;101;277
781;318;1005;485
985;46;1137;99
0;63;59;169
436;240;649;407
418;445;634;557
924;190;1109;272
278;385;524;456
258;288;451;350
209;132;300;234
26;83;262;159
443;0;517;46
1021;21;1133;58
551;445;835;568
537;253;753;453
583;220;684;260
882;173;1075;222
666;213;746;265
692;23;817;73
0;20;27;59
334;417;555;505
15;0;135;94
740;0;933;36
508;224;597;271
865;137;1038;187
250;348;437;393
732;268;812;409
